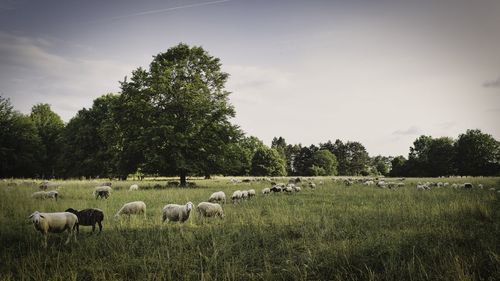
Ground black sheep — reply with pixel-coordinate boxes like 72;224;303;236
95;190;109;199
65;208;104;234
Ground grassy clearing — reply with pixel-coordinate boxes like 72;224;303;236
1;177;499;281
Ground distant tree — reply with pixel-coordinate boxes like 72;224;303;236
284;144;301;175
427;137;455;176
455;129;500;176
293;145;318;175
389;155;407;177
371;155;391;176
59;94;118;179
0;96;41;178
250;146;287;176
271;136;288;166
117;43;239;185
321;140;349;175
309;149;338;176
30;104;64;178
345;141;370;176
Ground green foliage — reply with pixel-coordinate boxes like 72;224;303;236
250;146;287;176
321;140;369;176
310;149;338;176
30;103;64;178
59;94;118;179
117;43;239;184
455;129;500;176
370;155;391;176
0;96;41;178
389;155;408;177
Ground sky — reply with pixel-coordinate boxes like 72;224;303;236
1;0;499;156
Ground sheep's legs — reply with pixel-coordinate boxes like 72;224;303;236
42;234;48;248
65;229;71;244
97;221;102;233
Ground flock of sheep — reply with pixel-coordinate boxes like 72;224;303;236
10;176;497;248
25;178;317;248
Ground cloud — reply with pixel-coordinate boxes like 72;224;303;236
224;64;294;104
392;126;422;136
483;76;500;88
0;32;134;121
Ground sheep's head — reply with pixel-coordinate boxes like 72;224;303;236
28;211;44;225
186;202;194;212
65;208;78;214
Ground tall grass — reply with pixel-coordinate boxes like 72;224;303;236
0;177;499;280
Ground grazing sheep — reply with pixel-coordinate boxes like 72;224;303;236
39;180;49;190
478;184;483;189
208;191;226;204
231;190;242;203
451;183;458;189
270;185;282;193
464;183;474;189
293;186;301;192
284;186;294;193
262;187;271;195
95;190;110;199
101;182;112;187
248;189;256;198
309;182;316;189
162;202;193;223
129;184;139;191
94;186;111;199
65;208;104;234
377;181;386;188
46;190;59;201
241;190;249;199
32;191;58;200
197;202;224;219
28;211;78;248
114;201;146;219
32;191;49;200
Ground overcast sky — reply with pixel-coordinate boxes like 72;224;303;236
1;0;499;156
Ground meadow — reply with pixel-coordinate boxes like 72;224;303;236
1;177;499;281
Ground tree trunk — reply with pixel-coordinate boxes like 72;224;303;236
180;172;187;187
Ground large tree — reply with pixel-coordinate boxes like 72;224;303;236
455;129;500;176
118;43;239;185
30;104;64;178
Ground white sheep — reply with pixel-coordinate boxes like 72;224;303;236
231;190;242;203
293;186;301;192
241;190;249;199
32;191;48;200
248;189;256;198
162;202;193;223
28;211;78;248
32;191;58;200
197;202;224;219
262;187;271;195
478;184;483;189
129;184;139;191
309;182;316;189
46;190;59;200
284;186;294;193
94;185;112;196
208;191;226;204
115;201;146;219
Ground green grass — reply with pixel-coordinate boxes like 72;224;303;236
1;177;499;281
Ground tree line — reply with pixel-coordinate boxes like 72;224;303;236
1;44;499;182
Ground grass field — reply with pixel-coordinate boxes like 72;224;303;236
1;177;500;281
